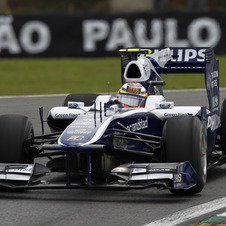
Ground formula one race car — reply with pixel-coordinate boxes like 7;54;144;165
0;47;224;195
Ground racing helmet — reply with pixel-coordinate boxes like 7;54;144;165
117;83;147;108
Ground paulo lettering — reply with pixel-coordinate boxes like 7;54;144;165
83;17;221;52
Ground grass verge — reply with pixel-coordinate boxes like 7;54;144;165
0;56;225;96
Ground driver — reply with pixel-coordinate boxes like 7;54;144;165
117;83;147;108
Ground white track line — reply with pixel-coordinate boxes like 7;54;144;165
164;87;226;93
0;94;68;99
0;88;226;99
143;197;226;226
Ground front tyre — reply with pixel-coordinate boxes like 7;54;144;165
0;115;34;163
163;116;207;195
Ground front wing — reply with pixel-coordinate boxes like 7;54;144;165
0;161;196;191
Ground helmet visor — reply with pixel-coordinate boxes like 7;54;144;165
118;93;146;107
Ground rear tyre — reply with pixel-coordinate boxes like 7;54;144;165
0;115;34;163
220;98;226;155
63;93;100;106
163;116;207;195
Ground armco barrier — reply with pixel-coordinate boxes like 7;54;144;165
0;12;225;57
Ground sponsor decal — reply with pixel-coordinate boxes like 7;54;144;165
70;125;95;129
113;137;126;147
148;168;172;172
6;165;33;174
160;103;171;109
67;130;91;135
211;70;219;79
13;167;32;172
7;166;33;173
174;173;182;183
127;86;140;94
211;80;218;88
212;96;218;109
133;168;146;173
67;135;84;141
207;115;221;131
164;113;191;117
126;117;148;132
169;48;205;62
68;102;78;109
55;113;77;118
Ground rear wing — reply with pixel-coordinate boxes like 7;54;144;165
119;47;219;115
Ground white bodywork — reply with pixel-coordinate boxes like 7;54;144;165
53;95;201;147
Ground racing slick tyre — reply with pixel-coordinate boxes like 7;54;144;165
63;93;100;106
220;98;226;155
163;116;207;195
0;115;34;163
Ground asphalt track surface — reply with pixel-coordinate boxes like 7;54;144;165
0;89;226;226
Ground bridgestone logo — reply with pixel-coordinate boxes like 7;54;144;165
127;117;148;132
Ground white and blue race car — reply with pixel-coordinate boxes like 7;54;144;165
0;47;223;195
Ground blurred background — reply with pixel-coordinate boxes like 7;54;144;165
0;0;225;14
0;0;224;57
0;0;225;95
